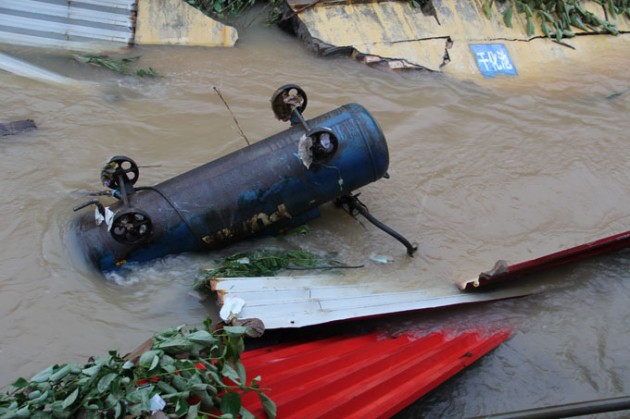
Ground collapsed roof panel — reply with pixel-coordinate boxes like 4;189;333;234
240;329;510;417
211;274;536;329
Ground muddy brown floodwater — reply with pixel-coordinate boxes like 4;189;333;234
1;12;630;418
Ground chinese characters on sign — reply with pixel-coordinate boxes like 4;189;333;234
469;44;518;78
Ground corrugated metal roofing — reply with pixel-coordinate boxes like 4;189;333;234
459;230;630;291
0;0;136;50
211;274;535;329
240;329;510;417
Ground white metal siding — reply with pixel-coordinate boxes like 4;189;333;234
211;275;533;329
0;0;136;50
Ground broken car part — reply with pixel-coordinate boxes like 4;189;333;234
72;84;414;272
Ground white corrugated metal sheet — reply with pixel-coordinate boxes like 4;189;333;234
0;0;136;50
211;275;534;329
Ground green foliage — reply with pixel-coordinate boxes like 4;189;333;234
0;320;276;418
410;0;432;8
186;0;290;25
74;54;159;77
482;0;627;40
195;248;357;294
202;249;333;278
186;0;256;18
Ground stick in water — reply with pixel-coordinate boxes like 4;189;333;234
213;86;250;146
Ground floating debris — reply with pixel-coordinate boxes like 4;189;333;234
0;319;275;418
369;253;393;264
195;248;359;295
73;54;159;77
0;119;36;137
0;51;84;86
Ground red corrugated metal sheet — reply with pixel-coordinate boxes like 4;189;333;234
460;230;630;291
240;329;510;417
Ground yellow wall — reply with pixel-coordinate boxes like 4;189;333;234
135;0;238;47
293;0;629;80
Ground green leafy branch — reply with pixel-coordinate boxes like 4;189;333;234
410;0;432;8
482;0;628;40
0;319;276;418
194;248;360;294
203;249;336;277
186;0;299;26
74;54;159;77
185;0;256;19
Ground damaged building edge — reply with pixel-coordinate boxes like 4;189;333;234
277;2;452;71
277;0;630;78
351;36;454;71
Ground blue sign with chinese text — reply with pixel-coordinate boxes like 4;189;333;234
469;44;517;78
